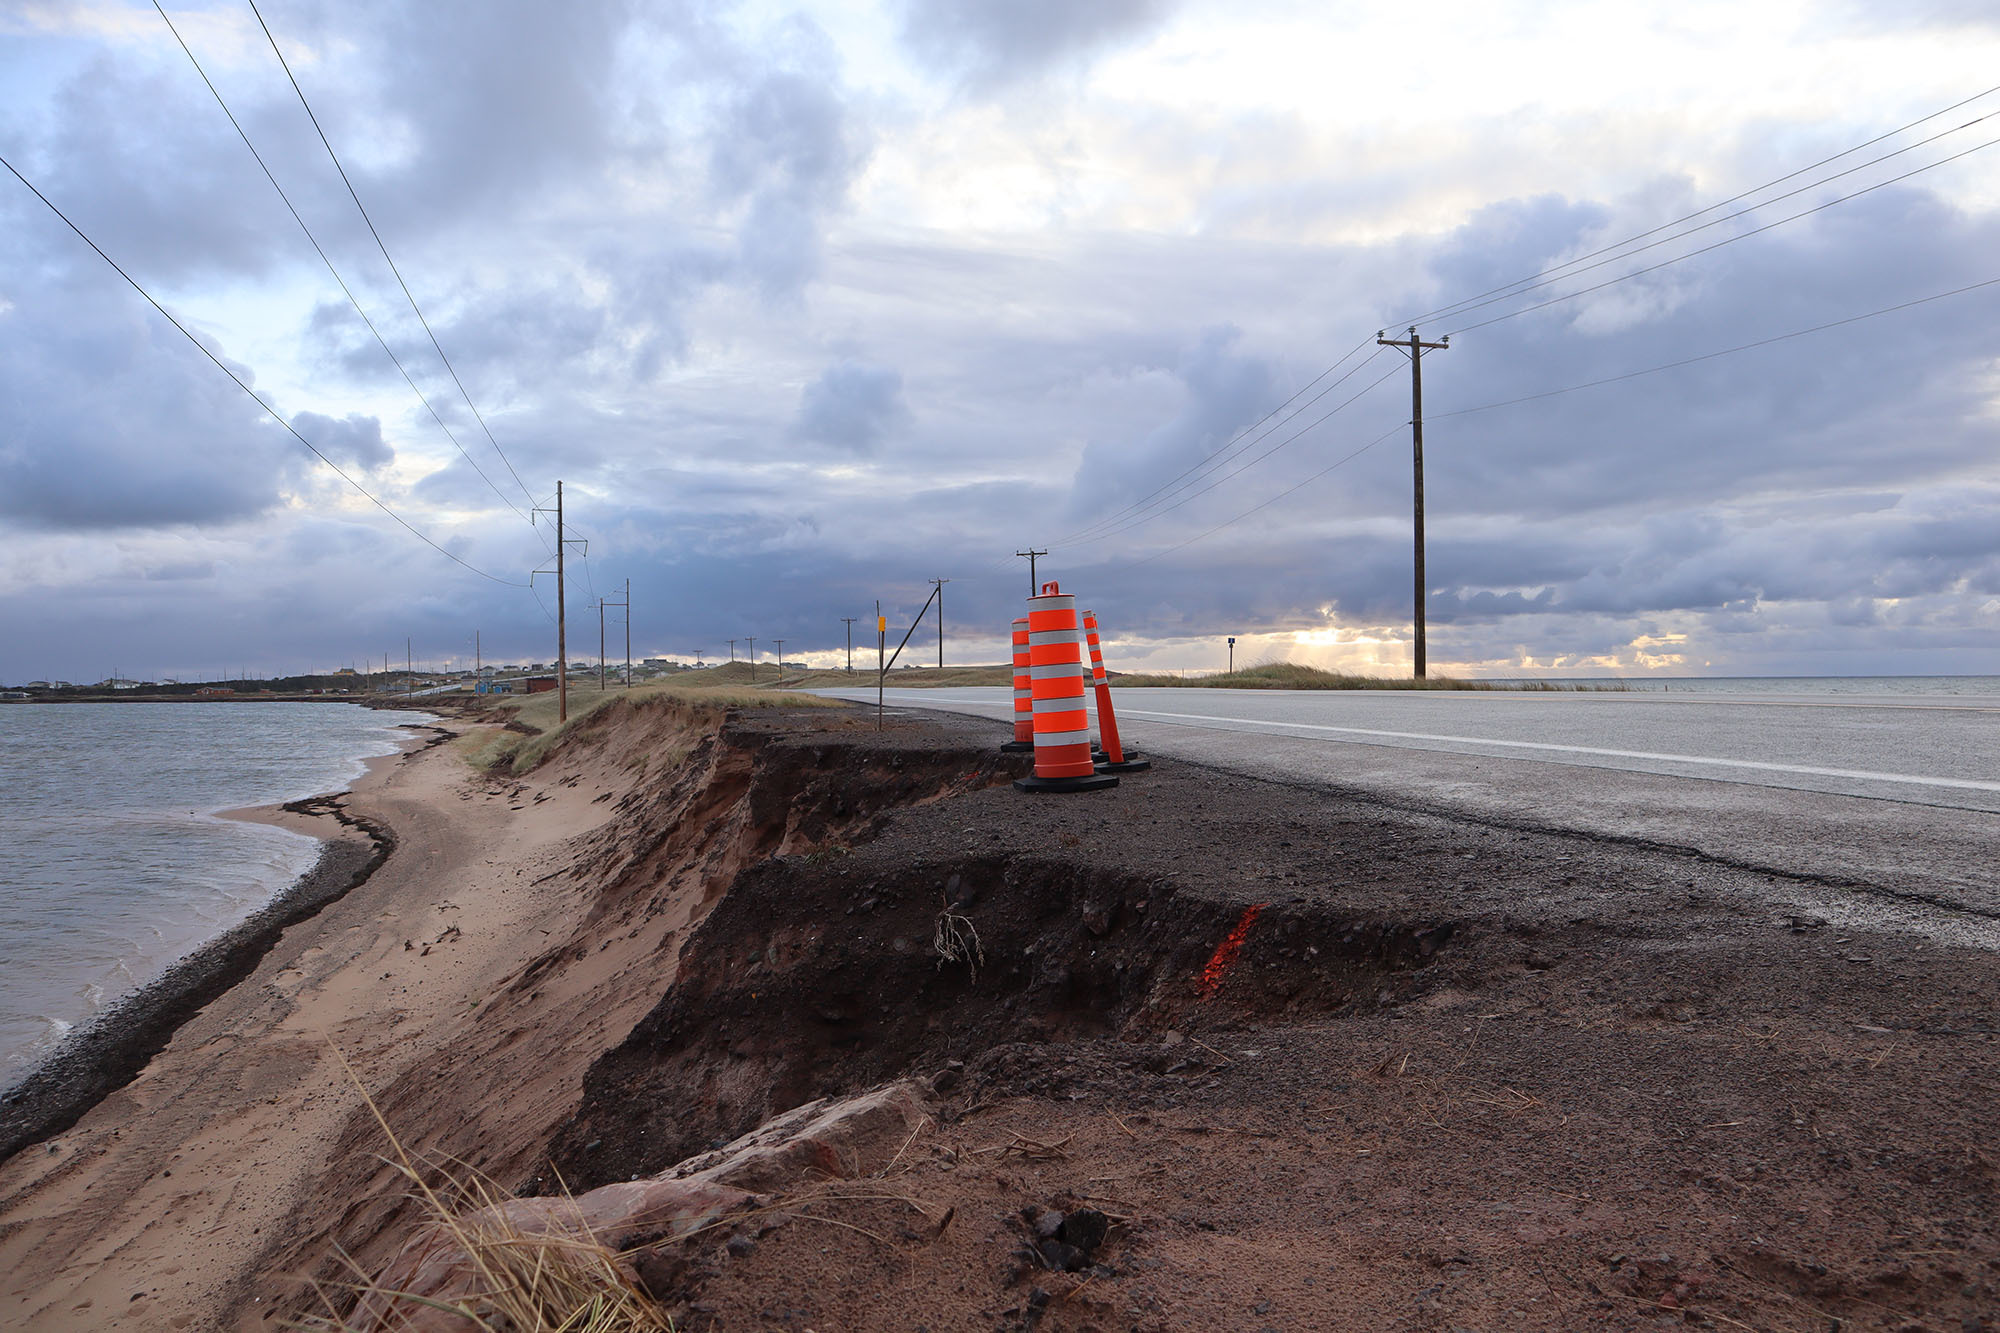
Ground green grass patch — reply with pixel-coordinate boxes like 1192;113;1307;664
465;677;841;774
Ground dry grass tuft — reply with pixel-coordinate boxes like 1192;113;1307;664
288;1048;676;1333
932;893;986;980
462;679;840;774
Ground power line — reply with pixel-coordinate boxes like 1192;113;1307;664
1118;274;2000;568
1388;81;2000;331
1055;335;1379;546
1;151;526;587
1433;274;2000;420
247;0;541;512
153;0;545;544
1119;422;1409;568
1446;131;2000;337
1062;361;1403;549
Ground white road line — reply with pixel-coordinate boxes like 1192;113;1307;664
1114;708;2000;794
844;690;2000;794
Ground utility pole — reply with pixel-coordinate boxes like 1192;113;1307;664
841;618;858;674
406;637;412;694
727;639;737;664
1015;549;1046;595
1378;327;1449;679
598;598;607;691
876;600;884;730
532;480;583;721
773;638;785;684
929;578;950;669
745;636;755;684
623;578;631;688
475;630;481;679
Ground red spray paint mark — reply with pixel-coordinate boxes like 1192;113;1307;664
1196;903;1266;999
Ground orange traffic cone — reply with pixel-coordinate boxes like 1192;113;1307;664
1083;611;1150;773
1015;582;1118;793
1002;616;1034;752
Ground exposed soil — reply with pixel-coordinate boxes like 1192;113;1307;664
545;715;2000;1332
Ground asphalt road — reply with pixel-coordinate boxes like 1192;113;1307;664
814;685;2000;947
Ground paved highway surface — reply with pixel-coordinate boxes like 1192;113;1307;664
815;685;2000;947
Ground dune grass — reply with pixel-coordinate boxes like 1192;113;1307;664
463;675;841;774
1110;662;1622;690
289;1050;675;1333
667;659;1618;693
746;663;1016;689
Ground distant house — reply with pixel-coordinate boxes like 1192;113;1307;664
195;686;235;698
525;677;558;694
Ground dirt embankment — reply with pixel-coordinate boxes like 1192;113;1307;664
253;699;1021;1320
309;700;1995;1332
534;716;1997;1332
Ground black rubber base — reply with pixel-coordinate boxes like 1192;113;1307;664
1000;740;1036;753
1095;758;1152;774
1014;771;1120;794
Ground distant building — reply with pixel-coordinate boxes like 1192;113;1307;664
195;686;235;698
525;677;558;694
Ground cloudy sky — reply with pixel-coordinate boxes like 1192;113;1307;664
4;0;1998;683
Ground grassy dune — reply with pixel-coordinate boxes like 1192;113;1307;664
462;674;840;773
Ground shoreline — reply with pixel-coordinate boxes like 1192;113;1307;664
0;723;447;1163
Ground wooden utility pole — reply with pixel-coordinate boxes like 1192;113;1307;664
1378;328;1449;678
597;599;607;691
930;578;951;669
1014;549;1046;595
532;480;582;721
841;617;858;673
727;639;737;663
773;639;786;684
745;636;755;684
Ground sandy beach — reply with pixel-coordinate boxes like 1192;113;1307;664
0;711;637;1330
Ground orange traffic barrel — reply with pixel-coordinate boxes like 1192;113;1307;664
1002;616;1034;752
1015;582;1118;793
1083;611;1149;773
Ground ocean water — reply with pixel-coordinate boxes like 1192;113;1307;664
1499;674;2000;697
0;701;433;1089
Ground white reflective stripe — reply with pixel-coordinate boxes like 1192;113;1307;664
1032;694;1087;713
1028;629;1079;647
1027;594;1075;609
1034;728;1092;747
1029;662;1083;680
1013;688;1032;699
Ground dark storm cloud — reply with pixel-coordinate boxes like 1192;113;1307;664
794;361;907;452
897;0;1180;92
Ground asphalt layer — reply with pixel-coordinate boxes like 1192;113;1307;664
815;686;2000;947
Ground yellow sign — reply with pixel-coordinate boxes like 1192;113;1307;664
877;616;887;633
